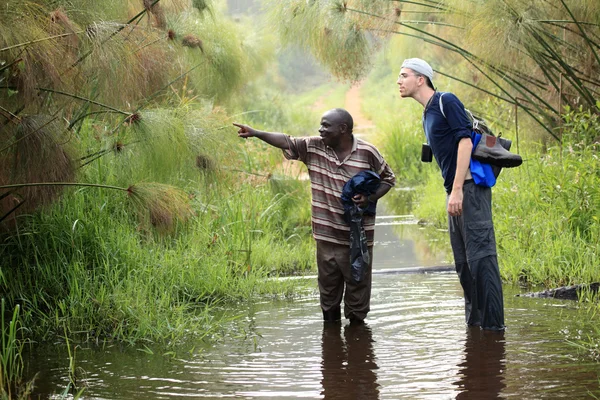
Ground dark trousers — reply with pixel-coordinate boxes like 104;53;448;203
448;181;505;331
316;240;373;322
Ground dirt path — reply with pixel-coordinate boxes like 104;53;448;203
279;82;375;179
311;89;334;113
344;82;375;137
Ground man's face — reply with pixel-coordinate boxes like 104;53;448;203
318;112;345;148
397;67;422;98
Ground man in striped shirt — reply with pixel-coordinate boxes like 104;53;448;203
234;108;395;324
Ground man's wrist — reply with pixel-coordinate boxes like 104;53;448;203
453;178;466;191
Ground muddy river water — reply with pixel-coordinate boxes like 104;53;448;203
27;210;600;399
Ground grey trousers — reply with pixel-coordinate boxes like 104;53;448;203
448;181;505;331
316;240;373;322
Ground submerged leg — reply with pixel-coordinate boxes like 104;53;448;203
316;240;344;322
455;261;482;326
469;255;505;331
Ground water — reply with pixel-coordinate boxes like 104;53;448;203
26;210;600;399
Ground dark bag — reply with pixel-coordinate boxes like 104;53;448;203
341;171;381;282
439;93;522;179
348;206;370;283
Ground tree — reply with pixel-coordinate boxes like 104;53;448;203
267;0;600;141
0;0;264;228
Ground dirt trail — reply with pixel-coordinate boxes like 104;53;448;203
344;82;375;137
311;89;334;113
279;82;375;179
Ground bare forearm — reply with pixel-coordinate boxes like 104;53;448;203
453;138;472;192
234;122;290;149
253;131;289;149
369;184;392;202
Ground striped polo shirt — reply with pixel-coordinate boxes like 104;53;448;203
283;135;396;246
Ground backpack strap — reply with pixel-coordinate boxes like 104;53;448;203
440;92;479;133
423;92;446;145
421;116;429;144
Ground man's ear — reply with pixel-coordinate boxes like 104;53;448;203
339;123;348;134
417;75;425;87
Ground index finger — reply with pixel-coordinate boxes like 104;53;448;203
232;122;245;128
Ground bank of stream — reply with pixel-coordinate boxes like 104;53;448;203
24;199;600;399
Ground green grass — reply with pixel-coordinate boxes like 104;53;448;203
0;98;317;345
0;299;32;400
1;170;314;345
493;141;600;287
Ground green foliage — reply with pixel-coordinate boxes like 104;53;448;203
270;0;600;141
173;13;244;101
0;0;316;349
562;105;600;145
0;300;32;399
493;139;600;287
0;0;266;223
0;154;314;344
266;0;390;81
191;0;212;13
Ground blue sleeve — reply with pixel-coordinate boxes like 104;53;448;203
442;93;472;143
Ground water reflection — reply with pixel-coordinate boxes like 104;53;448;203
24;274;600;399
321;322;380;400
455;327;506;399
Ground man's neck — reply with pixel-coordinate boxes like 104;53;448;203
332;134;355;159
413;88;436;108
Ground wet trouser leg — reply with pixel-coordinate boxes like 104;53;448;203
316;240;372;322
448;181;505;331
468;255;505;330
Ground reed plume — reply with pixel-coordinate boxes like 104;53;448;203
127;182;194;231
0;115;75;217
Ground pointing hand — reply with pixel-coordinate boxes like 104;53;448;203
233;123;256;139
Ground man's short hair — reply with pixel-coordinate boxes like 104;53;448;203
416;74;435;90
329;108;354;133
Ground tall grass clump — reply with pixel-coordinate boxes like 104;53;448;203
0;101;315;344
493;140;600;287
0;0;316;349
266;0;396;82
0;299;33;399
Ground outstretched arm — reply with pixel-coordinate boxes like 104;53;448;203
233;123;289;150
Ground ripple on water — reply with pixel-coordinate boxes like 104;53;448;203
27;273;600;399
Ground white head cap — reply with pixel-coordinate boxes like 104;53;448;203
401;58;434;85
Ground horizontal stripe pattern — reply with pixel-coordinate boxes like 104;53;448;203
284;135;395;245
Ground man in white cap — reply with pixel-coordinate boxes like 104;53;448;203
397;58;505;331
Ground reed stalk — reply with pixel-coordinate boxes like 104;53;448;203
0;299;28;399
0;31;84;53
